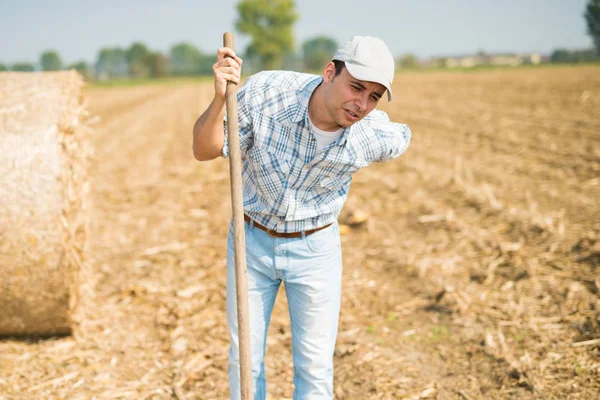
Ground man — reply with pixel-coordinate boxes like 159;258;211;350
192;36;411;399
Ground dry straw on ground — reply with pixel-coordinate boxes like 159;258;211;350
0;71;92;337
0;67;598;399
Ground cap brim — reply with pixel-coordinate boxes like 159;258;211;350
344;62;393;101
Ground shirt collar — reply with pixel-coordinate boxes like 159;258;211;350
290;75;322;123
289;75;352;146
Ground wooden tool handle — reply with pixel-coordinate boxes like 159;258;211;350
223;31;252;400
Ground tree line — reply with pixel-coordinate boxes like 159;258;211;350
1;0;599;78
0;35;339;81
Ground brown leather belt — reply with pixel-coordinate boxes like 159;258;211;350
244;214;332;238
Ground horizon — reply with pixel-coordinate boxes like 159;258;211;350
0;0;593;66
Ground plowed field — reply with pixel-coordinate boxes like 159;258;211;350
1;66;599;399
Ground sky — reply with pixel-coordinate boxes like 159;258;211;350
0;0;593;66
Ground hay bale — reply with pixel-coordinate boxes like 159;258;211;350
0;71;92;336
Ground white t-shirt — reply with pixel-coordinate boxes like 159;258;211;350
308;116;344;154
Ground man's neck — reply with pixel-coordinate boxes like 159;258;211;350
307;84;342;132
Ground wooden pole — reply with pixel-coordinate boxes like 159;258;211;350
223;32;252;399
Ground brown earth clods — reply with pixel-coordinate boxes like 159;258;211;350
1;66;599;399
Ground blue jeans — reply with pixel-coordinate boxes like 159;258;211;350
226;218;343;400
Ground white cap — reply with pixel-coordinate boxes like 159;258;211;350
332;36;395;101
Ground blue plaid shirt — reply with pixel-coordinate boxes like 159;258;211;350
223;70;411;233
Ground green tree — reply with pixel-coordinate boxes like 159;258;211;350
0;63;7;71
585;0;600;54
95;48;128;79
67;61;92;80
302;36;338;71
236;0;299;70
397;53;418;69
126;42;151;78
12;62;35;72
434;57;449;68
40;50;62;71
550;49;574;63
551;48;600;63
146;52;170;78
170;42;202;75
198;53;217;75
579;48;600;61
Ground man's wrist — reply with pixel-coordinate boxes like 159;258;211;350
212;95;226;110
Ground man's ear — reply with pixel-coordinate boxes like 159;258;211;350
323;62;336;83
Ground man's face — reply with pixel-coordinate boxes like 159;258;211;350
322;63;386;128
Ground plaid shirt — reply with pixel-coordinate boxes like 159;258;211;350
223;70;411;233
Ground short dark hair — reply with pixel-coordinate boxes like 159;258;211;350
332;60;345;77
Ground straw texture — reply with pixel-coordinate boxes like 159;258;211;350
0;71;91;336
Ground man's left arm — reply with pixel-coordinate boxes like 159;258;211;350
371;110;412;162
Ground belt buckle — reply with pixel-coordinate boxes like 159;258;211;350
267;229;279;238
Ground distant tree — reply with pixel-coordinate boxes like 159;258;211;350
67;60;92;80
573;48;600;61
170;42;202;75
12;62;35;72
146;52;170;78
301;36;338;71
550;49;574;63
236;0;299;70
169;43;215;75
0;63;7;71
282;52;303;71
126;42;151;78
397;53;418;69
434;57;449;68
95;48;128;79
40;50;62;71
198;53;217;75
549;48;599;63
585;0;600;54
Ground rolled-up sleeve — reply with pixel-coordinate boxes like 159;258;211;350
371;111;411;162
222;82;254;158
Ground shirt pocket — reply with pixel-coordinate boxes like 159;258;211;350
248;146;290;198
318;174;352;193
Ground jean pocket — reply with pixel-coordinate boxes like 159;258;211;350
306;222;340;253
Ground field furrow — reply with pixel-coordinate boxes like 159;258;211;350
1;66;598;399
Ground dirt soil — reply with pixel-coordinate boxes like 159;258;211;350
1;66;599;399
